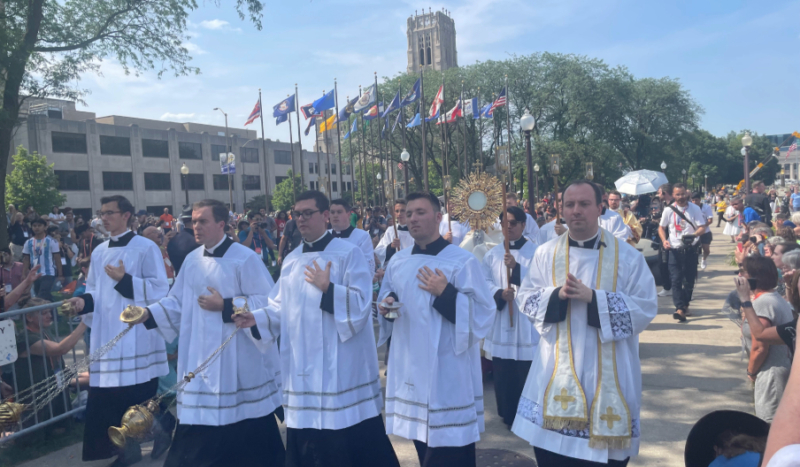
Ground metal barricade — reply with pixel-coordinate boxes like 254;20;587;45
0;299;88;445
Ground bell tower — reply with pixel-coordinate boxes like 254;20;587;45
406;8;458;74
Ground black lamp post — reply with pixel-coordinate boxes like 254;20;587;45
180;163;190;207
520;109;536;210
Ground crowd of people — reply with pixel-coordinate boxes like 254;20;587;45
0;176;798;467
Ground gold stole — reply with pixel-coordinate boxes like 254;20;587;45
543;229;632;449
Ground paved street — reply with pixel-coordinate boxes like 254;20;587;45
18;224;753;467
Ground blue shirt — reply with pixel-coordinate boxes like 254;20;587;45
238;228;270;260
743;207;762;224
708;452;760;467
791;193;800;208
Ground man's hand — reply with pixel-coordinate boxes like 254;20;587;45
662;239;672;250
391;238;401;249
105;260;126;281
64;297;85;315
23;264;43;285
233;312;256;329
129;307;151;326
558;273;593;303
503;253;517;269
734;276;752;303
417;266;448;297
198;287;224;311
378;296;395;317
502;287;515;303
554;223;567;235
304;261;331;292
373;268;385;283
443;231;453;243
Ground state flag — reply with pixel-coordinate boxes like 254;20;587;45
273;95;295;118
354;84;376;112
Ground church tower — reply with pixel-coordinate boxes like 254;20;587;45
406;8;458;74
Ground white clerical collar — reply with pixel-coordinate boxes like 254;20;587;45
568;231;600;248
205;235;227;254
304;232;328;246
110;230;131;241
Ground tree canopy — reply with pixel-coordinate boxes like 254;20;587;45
5;146;66;215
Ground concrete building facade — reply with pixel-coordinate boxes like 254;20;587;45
406;9;458;74
9;99;353;220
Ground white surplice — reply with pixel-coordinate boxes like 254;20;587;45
83;231;169;388
439;214;471;248
481;238;540;361
493;213;541;244
537;209;630;244
330;226;375;275
147;238;282;426
249;233;380;430
375;226;414;267
511;232;657;462
377;239;495;447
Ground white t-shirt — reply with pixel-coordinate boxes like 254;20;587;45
48;212;66;222
698;203;713;224
767;444;800;467
659;203;707;248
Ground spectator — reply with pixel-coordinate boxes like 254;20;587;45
8;211;30;261
0;246;24;291
762;336;800;465
90;210;109;238
48;226;78;288
238;211;276;266
22;217;63;301
25;206;37;223
165;207;200;275
47;206;65;225
135;210;150;235
10;298;87;428
159;207;174;233
791;186;800;213
57;208;76;245
746;181;772;226
143;226;175;284
275;211;288;239
277;216;302;265
75;223;101;260
715;196;728;227
7;204;17;224
738;256;793;422
349;207;359;228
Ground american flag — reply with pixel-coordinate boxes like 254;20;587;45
244;99;261;126
490;86;507;113
787;141;797;159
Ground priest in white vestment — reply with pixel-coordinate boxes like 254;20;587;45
375;199;414;267
329;199;375;275
378;192;495;467
439;201;471;247
481;206;539;428
237;191;400;467
67;195;170;464
130;199;285;467
512;181;657;466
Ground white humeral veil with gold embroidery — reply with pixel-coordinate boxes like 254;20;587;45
546;230;632;449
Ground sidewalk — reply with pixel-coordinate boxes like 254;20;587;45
16;224;751;467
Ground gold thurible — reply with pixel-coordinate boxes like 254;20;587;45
108;400;160;448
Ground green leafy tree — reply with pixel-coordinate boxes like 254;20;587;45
6;146;66;215
0;0;265;246
245;194;272;213
272;170;303;211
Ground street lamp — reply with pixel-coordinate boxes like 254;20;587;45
520;109;536;211
681;168;687;183
401;148;410;196
213;107;233;212
741;132;753;193
180;163;190;207
376;172;383;207
704;174;708;193
660;161;667;171
533;163;540;201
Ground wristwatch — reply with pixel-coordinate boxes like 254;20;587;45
741;301;753;309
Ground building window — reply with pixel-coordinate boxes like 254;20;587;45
344;164;351;175
346;182;352;192
213;174;234;190
179;141;202;159
275;176;288;186
244;175;260;190
52;132;87;154
102;172;133;191
274;150;292;165
47;109;63;119
211;144;227;161
54;170;90;191
426;47;431;65
332;182;338;192
419;48;424;66
99;135;131;156
308;162;318;174
241;147;259;163
144;172;171;191
142;139;169;158
309;181;318;190
331;164;337;175
180;174;205;190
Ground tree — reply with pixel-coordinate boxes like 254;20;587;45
6;146;66;215
271;170;302;211
0;0;265;246
245;194;272;213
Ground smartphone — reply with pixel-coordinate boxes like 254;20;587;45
749;236;758;244
737;242;744;252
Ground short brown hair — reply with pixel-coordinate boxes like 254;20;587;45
193;199;228;223
608;190;621;198
743;256;778;291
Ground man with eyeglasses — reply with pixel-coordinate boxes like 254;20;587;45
482;206;539;429
64;195;170;465
235;190;399;467
377;191;495;467
375;199;414;267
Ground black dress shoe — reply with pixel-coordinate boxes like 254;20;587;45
151;431;172;460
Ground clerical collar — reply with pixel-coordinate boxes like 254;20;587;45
568;232;604;249
108;230;134;248
509;236;527;250
331;225;355;238
303;232;333;253
204;236;233;258
397;224;409;232
601;207;607;215
412;236;449;256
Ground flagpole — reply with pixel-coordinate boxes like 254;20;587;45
315;113;323;195
295;84;305;190
323;113;332;197
420;70;428;191
369;108;380;207
374;72;386;211
440;74;451;233
287;95;296;206
347;112;361;209
358;86;370;207
461;81;467;177
334;79;345;200
505;75;514;195
258;89;273;206
400;85;409;196
477;87;483;173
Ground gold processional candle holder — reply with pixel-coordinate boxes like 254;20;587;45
0;402;27;429
443;175;451;190
585;162;594;181
108;400;161;448
551;154;561;175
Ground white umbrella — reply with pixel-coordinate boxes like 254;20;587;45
614;170;669;195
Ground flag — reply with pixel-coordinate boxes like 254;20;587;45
337;96;359;123
312;90;335;113
276;114;288;125
490;86;507;113
407;112;422;128
344;119;357;140
300;103;318;120
244;99;261;126
400;78;421;107
391;109;402;133
363;103;384;121
381;92;400;119
354;84;376;112
428;85;444;118
304;116;316;136
787;142;798;159
273;95;295;118
480;103;494;119
381;118;389;139
425;109;439;123
319;113;337;132
463;97;479;119
437;99;461;125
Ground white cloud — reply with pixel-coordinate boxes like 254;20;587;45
198;19;241;32
183;41;206;55
160;112;196;121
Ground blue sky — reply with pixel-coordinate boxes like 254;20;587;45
79;0;798;147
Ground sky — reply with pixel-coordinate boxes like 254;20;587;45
78;0;799;148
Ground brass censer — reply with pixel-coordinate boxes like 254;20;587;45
108;400;160;448
0;402;27;428
120;305;148;324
